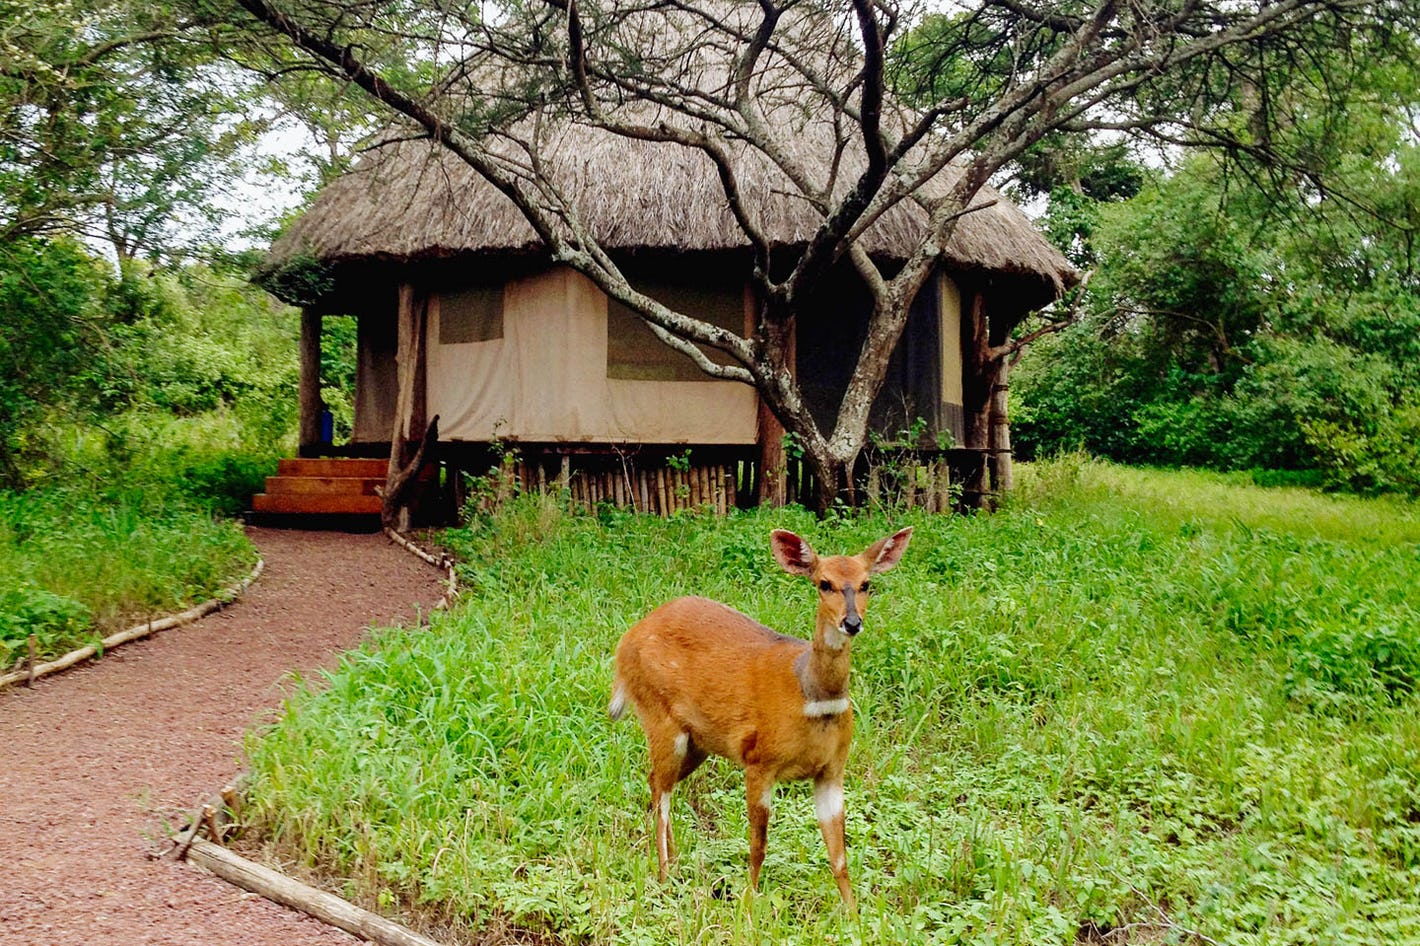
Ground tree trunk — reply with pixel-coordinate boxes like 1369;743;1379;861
384;285;429;530
757;398;788;507
808;451;854;514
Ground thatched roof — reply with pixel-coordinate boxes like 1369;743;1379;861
265;127;1077;311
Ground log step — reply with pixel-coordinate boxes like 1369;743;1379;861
251;493;384;515
277;458;387;478
262;475;382;496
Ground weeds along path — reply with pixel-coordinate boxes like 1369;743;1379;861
0;527;447;946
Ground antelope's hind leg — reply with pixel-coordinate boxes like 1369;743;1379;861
643;721;696;881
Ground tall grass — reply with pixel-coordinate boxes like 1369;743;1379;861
244;459;1420;945
0;410;270;670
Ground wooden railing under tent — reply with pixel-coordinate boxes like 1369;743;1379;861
434;442;995;518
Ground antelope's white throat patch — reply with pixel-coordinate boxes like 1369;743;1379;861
803;697;850;718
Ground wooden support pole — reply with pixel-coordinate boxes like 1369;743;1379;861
989;360;1014;495
298;307;323;457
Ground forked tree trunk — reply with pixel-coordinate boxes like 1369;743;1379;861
384;285;430;530
808;450;857;514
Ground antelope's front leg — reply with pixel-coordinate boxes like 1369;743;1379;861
814;776;854;909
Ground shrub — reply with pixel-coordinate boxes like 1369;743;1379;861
0;585;92;671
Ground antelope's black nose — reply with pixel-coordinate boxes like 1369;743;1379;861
843;614;863;636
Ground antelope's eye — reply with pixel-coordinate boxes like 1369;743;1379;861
818;580;834;593
860;581;871;594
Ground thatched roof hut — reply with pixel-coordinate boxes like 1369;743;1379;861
259;115;1075;520
263;132;1075;316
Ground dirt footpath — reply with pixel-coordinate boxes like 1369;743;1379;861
0;527;447;946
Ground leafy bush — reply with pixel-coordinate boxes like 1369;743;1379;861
1014;144;1420;499
0;585;92;671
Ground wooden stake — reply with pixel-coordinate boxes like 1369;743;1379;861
27;634;37;686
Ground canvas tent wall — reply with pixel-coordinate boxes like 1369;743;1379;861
347;261;965;448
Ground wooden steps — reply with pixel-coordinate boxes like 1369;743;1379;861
252;459;387;516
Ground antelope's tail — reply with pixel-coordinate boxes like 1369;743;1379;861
608;678;630;721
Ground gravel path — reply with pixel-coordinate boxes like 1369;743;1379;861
0;527;448;946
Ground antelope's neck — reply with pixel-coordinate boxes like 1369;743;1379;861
799;622;852;702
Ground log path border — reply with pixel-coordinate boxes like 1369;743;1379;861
1;559;266;691
0;526;450;946
171;528;459;946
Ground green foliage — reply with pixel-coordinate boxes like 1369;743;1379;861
0;483;255;669
0;584;91;671
320;314;358;441
0;0;274;254
1015;141;1420;496
0;237;109;484
0;235;298;492
245;462;1420;944
98;259;298;418
1012;28;1420;497
254;251;336;309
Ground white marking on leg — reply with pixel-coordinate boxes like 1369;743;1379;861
814;782;845;823
673;732;689;758
834;852;847;872
657;793;671;864
803;697;851;717
759;785;774;811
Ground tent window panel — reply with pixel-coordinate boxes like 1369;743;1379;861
607;283;743;382
440;286;504;344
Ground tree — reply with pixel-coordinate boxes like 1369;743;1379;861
0;0;275;259
231;0;1415;510
0;237;107;487
1012;61;1420;496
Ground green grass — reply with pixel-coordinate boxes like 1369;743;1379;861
243;458;1420;945
0;483;257;671
0;407;280;671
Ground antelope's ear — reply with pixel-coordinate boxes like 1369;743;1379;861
860;526;913;574
770;529;818;576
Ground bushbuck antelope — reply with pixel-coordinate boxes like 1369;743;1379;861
609;526;912;908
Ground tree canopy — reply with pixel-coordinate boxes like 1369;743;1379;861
1013;32;1420;495
227;0;1418;508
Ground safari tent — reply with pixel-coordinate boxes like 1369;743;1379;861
255;132;1075;521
